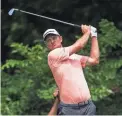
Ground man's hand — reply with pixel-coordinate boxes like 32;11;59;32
53;88;59;98
81;25;91;34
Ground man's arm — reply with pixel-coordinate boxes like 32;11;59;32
87;36;100;65
80;27;100;67
48;97;60;115
68;25;91;56
48;88;60;115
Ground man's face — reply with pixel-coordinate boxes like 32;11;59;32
44;34;62;50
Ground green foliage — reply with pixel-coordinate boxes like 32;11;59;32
1;44;55;115
1;71;35;114
1;19;122;115
96;93;122;115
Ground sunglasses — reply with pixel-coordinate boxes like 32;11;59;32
44;35;59;44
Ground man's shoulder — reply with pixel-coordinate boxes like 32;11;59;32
48;51;53;59
48;48;60;58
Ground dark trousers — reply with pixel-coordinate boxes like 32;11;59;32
57;100;96;115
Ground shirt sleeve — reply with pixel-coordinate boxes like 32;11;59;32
48;47;70;65
74;54;89;68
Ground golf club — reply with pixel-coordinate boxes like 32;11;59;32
8;8;81;28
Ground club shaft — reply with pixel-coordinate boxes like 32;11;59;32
15;9;81;28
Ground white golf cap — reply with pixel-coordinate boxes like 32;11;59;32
43;29;60;40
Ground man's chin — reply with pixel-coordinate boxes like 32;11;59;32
49;45;61;50
49;46;57;51
52;45;58;49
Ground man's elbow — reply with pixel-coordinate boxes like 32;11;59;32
92;58;99;65
95;59;99;64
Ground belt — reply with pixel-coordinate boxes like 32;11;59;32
60;99;91;107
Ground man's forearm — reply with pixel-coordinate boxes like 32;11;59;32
76;32;90;49
48;98;60;115
68;27;90;56
90;37;100;62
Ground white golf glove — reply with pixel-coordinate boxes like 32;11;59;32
90;26;97;38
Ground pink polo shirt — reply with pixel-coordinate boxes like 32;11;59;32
48;47;91;104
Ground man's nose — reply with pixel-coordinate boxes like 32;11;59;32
50;38;54;43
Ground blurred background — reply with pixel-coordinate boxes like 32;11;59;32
1;0;122;115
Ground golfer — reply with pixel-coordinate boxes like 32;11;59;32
43;25;99;115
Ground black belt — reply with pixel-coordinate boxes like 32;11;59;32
60;99;91;107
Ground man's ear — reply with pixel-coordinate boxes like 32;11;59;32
60;36;63;43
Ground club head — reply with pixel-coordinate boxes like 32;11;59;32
8;8;15;16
